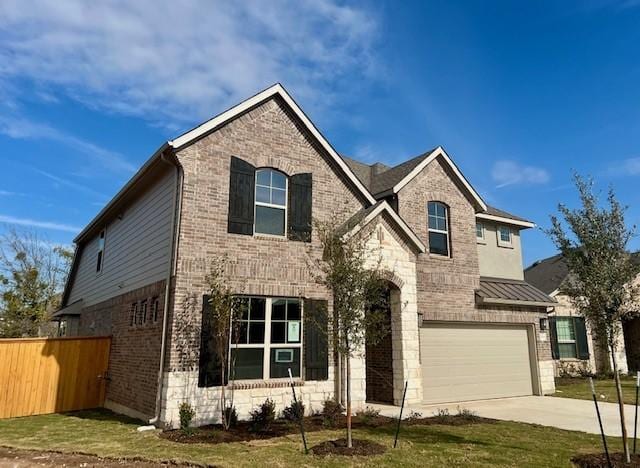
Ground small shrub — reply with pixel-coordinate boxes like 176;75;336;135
430;408;451;424
223;405;238;428
179;402;196;432
282;400;305;422
406;410;423;422
321;399;344;428
356;406;380;426
249;398;276;432
456;406;480;422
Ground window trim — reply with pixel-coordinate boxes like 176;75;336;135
229;296;303;382
556;317;578;360
427;201;450;257
476;221;485;243
497;225;513;248
254;168;288;238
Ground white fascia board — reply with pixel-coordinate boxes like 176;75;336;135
168;83;376;205
475;212;535;229
391;146;487;211
344;201;426;253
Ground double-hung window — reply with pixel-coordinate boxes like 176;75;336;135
556;317;577;359
476;222;485;242
230;297;302;380
254;169;287;236
497;225;512;247
428;201;450;256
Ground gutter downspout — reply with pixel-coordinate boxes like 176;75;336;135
149;151;183;427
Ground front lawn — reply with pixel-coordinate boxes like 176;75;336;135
0;409;626;467
553;376;637;405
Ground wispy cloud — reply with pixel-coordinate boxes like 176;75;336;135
0;116;135;173
32;168;107;199
491;160;550;188
0;0;379;126
608;157;640;176
0;214;79;232
0;190;23;196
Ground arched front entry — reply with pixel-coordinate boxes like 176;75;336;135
365;281;400;404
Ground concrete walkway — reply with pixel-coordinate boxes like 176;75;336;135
369;396;639;437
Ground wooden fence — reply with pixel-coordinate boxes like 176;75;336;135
0;336;111;419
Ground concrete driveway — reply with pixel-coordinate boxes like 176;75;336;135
371;396;638;437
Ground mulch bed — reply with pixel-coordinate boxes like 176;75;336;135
0;445;206;467
572;453;640;467
160;412;493;445
309;438;386;457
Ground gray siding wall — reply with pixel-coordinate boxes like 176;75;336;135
67;168;176;307
476;220;524;280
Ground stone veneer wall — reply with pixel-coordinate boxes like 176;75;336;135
79;280;165;417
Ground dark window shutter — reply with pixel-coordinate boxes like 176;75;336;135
549;317;559;360
288;173;312;242
227;156;256;235
574;317;590;360
304;299;328;381
198;295;229;387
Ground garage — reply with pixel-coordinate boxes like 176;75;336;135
420;323;535;404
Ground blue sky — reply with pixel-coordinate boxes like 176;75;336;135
1;0;639;266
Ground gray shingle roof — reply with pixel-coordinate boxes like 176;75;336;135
476;277;556;306
484;205;532;224
524;254;568;294
525;252;640;295
341;149;437;197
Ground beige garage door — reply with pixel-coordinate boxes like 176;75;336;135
420;323;534;404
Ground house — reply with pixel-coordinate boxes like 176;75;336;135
56;84;556;427
525;254;640;376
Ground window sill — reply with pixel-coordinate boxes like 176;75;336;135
558;357;587;362
428;253;452;261
253;234;288;242
230;379;304;390
497;243;514;249
476;239;486;245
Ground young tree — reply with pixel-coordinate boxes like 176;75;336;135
309;218;390;448
203;256;243;430
0;228;72;337
548;175;640;463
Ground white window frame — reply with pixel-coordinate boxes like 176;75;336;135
254;168;288;237
556;317;578;359
476;221;485;243
229;297;303;381
497;225;513;248
427;201;450;257
96;228;106;273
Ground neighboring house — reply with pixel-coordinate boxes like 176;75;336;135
56;84;556;427
525;254;640;376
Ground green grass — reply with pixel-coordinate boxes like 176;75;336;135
553;376;638;405
0;409;627;467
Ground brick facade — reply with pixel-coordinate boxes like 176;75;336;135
80;280;165;417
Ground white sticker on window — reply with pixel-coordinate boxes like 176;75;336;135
275;349;294;363
288;321;300;342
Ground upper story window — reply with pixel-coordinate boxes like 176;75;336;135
96;229;106;272
254;168;287;236
476;222;485;242
427;201;449;256
497;225;512;248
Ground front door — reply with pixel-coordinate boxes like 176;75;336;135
365;288;394;404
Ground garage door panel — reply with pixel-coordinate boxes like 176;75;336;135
420;323;534;404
